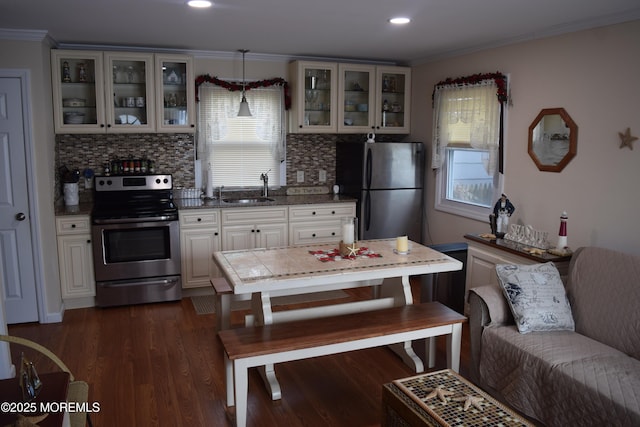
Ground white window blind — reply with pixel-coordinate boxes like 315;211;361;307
197;84;285;188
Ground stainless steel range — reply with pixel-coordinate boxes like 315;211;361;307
91;174;181;307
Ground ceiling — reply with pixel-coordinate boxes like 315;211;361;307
2;0;640;64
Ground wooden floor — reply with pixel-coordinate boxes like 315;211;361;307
7;284;470;427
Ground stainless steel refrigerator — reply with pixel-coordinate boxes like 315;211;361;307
336;141;425;243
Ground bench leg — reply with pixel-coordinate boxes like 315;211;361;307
233;359;249;427
224;353;234;407
425;337;437;369
215;294;232;332
446;323;463;373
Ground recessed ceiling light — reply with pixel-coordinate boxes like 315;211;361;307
188;0;212;8
389;17;411;25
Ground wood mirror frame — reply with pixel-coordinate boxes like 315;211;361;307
528;108;577;172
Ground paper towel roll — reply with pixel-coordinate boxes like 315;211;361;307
205;162;214;199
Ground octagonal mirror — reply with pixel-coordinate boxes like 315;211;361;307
528;108;577;172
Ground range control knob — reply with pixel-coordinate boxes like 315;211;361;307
156;178;161;184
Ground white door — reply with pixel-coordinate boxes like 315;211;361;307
0;77;39;324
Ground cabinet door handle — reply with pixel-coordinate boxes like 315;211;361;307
331;211;335;215
15;213;26;221
71;224;76;228
197;218;202;222
86;240;91;244
312;211;316;215
312;233;316;237
256;229;260;233
214;232;219;236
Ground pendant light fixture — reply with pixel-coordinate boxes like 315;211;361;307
237;49;252;117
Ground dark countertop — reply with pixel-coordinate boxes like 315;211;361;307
55;195;356;216
464;233;573;263
54;202;93;216
175;194;356;210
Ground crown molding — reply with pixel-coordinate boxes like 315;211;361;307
0;28;55;44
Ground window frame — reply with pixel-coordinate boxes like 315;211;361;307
197;83;286;190
433;87;507;222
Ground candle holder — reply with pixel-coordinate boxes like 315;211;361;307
340;217;359;257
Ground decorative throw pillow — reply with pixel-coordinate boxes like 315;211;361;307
495;262;575;334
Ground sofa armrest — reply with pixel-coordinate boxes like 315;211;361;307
468;285;513;385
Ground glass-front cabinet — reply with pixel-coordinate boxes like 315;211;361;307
338;64;375;133
104;52;155;132
289;61;337;133
51;50;106;133
375;66;411;134
155;54;195;133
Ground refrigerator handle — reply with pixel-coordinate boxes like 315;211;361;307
364;190;371;232
365;147;372;189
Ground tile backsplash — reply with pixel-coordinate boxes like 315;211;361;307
55;133;195;202
55;132;406;202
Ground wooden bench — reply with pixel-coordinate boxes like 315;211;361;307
211;277;233;332
218;302;467;427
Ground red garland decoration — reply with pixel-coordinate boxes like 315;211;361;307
195;74;291;110
432;72;508;104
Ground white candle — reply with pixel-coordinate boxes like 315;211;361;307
342;223;355;244
396;235;409;253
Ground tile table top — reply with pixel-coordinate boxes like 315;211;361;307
213;239;463;294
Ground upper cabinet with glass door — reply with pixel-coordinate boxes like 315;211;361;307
105;52;155;133
375;66;411;134
289;61;337;133
338;64;375;133
155;54;195;133
51;50;107;133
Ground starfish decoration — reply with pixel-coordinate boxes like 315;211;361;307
347;245;360;257
618;127;638;150
425;385;454;404
453;394;484;411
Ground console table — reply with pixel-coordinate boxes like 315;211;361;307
463;233;572;314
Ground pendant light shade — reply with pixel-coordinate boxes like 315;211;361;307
238;49;252;117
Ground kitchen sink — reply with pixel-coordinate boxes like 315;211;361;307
222;197;274;204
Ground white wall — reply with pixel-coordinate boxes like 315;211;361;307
410;20;640;256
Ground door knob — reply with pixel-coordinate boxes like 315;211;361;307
15;213;26;221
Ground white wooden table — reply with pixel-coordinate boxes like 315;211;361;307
213;238;463;400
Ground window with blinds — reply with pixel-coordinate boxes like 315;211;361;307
197;84;285;188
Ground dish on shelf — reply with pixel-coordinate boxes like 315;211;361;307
63;112;85;124
62;98;86;107
118;114;141;125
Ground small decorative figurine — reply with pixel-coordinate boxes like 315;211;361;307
557;211;568;250
78;63;87;82
62;61;71;83
493;194;515;237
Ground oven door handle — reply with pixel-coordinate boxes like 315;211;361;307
93;216;175;224
98;276;180;288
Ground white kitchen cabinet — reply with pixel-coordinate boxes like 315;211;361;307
104;51;156;132
375;66;411;134
179;210;221;289
55;216;95;308
289;61;338;133
221;206;288;250
51;50;107;133
52;50;194;134
289;202;356;246
155;54;196;133
464;234;571;314
338;64;412;133
337;63;376;133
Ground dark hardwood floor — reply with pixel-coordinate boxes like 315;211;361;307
7;283;470;426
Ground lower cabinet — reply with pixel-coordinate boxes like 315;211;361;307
220;206;288;251
179;209;221;289
289;203;356;245
178;203;357;289
55;216;95;308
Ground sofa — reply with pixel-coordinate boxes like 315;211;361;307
468;246;640;426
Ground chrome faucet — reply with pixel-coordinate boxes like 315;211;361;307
219;185;224;201
260;170;270;197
